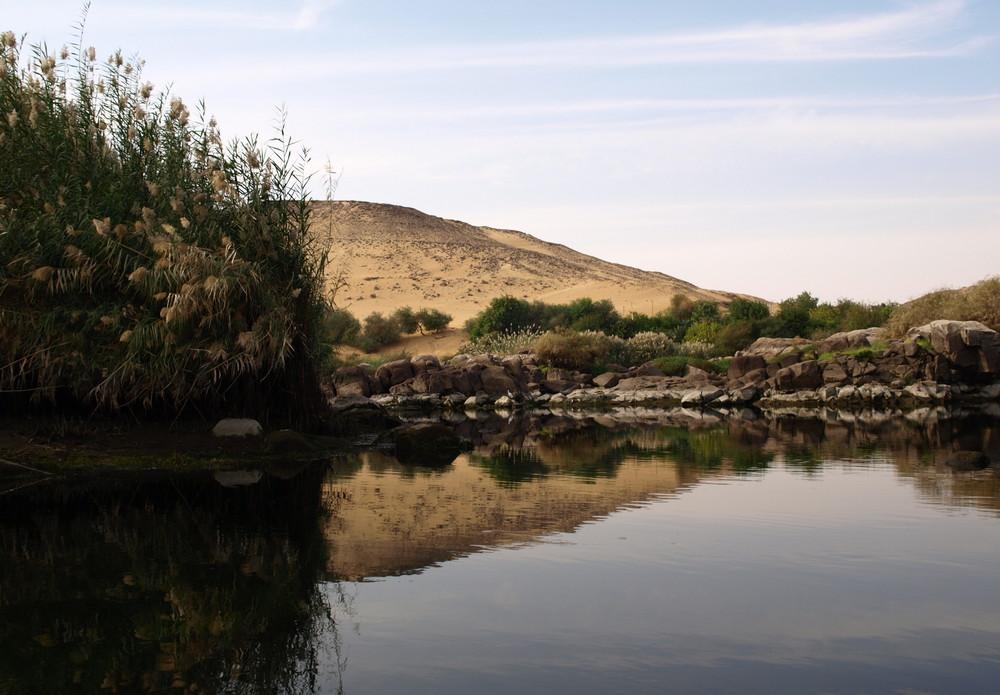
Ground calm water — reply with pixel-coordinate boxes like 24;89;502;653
2;410;1000;694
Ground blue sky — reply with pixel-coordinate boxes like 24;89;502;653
8;0;999;303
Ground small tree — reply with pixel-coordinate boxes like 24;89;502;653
415;308;451;333
392;306;419;334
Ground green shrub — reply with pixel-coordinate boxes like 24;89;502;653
727;298;770;322
415;307;451;332
683;319;722;344
392;307;419;334
0;30;329;424
468;295;534;339
358;312;401;352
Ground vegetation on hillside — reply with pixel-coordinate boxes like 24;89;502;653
885;277;1000;336
0;28;329;425
322;304;452;357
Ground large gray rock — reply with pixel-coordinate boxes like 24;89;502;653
410;353;442;375
334;364;376;397
480;365;519;396
374;358;414;391
212;418;263;438
773;360;823;391
907;320;1000;375
816;328;886;355
727;355;766;380
740;337;809;359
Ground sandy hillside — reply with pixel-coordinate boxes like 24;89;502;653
312;201;758;333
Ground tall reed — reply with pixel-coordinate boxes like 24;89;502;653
0;26;331;426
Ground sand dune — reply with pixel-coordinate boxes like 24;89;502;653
312;201;757;331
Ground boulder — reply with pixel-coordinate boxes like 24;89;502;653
480;365;519;396
766;353;801;378
327;395;401;436
635;362;666;377
907;320;1000;375
593;372;622;388
773;360;823;391
542;379;583;394
816;328;886;355
740;337;809;359
374;359;414;391
822;362;850;385
333;364;376;397
448;365;484;396
410;371;454;395
212;418;263;438
727;354;766;380
410;353;442;374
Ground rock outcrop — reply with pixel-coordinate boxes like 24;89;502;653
331;321;1000;412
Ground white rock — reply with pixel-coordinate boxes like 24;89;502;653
212;418;263;438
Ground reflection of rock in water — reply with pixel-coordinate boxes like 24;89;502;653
325;409;1000;579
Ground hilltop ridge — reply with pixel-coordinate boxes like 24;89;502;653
312;201;759;325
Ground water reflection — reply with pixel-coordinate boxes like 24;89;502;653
0;465;345;695
1;408;998;693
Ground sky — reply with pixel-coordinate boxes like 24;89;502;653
6;0;999;304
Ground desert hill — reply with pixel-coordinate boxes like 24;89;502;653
311;201;758;327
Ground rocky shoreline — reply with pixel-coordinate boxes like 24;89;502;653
332;320;1000;416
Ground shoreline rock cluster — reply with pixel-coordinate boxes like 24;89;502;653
330;320;1000;414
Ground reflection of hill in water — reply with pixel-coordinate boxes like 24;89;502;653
323;410;1000;579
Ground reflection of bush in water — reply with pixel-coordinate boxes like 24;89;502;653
657;427;774;473
0;466;344;695
783;446;823;474
472;446;550;487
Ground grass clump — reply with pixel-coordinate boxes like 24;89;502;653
0;27;329;426
459;327;545;356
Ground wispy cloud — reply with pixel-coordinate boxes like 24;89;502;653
103;0;343;32
298;0;988;75
322;94;1000;123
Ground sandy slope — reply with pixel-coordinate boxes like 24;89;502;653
312;201;757;330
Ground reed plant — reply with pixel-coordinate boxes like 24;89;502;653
0;26;331;426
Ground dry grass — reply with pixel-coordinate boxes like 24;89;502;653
886;277;1000;336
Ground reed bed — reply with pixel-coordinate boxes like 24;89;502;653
0;27;330;426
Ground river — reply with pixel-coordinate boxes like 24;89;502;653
2;408;999;694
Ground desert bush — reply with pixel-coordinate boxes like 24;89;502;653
885;277;1000;336
391;306;419;334
320;307;361;345
459;327;545;356
727;298;770;322
622;331;677;365
676;341;716;360
468;295;535;339
357;312;402;352
0;29;329;424
531;330;611;372
714;321;759;356
415;307;451;332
